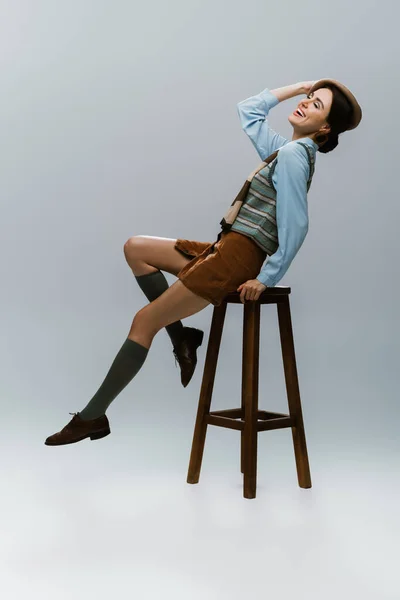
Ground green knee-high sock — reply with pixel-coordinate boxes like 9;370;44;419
78;338;149;421
135;270;183;348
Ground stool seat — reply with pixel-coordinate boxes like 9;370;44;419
223;286;291;304
186;285;311;499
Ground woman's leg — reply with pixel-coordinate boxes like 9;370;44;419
124;235;192;349
124;235;191;278
78;279;210;420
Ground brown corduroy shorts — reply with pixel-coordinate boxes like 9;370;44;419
174;230;268;307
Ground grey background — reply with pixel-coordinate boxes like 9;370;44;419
0;0;399;598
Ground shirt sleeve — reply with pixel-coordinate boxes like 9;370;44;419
237;88;289;160
255;143;310;288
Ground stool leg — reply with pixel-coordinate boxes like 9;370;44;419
241;301;260;499
277;297;312;489
187;301;227;485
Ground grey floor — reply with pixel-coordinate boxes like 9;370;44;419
1;398;398;599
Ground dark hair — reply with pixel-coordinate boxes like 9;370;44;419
315;84;354;154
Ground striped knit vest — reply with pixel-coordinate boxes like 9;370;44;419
229;141;315;255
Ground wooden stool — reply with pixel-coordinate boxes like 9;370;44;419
187;286;312;499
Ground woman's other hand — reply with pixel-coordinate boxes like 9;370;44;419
237;279;267;303
299;81;317;95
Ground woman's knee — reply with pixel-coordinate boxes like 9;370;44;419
123;235;146;264
131;305;158;336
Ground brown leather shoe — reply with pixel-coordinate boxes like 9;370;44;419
44;412;111;446
173;326;204;388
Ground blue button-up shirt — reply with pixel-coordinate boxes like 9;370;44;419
236;88;319;288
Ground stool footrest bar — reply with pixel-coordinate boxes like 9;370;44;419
210;408;289;420
206;415;244;431
206;410;293;432
257;417;293;431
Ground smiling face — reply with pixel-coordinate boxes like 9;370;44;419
288;87;334;142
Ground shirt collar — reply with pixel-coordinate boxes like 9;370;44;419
297;137;319;152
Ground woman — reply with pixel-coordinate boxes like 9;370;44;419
45;78;362;446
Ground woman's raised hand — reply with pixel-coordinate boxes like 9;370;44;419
300;81;317;95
